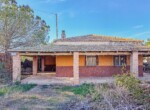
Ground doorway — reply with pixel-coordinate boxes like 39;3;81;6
38;56;56;73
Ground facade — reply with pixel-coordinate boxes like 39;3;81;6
9;34;150;84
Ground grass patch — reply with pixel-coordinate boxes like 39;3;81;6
29;95;38;99
61;83;94;96
13;84;37;92
0;87;10;96
47;98;59;103
0;84;36;96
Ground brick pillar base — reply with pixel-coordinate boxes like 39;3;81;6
33;56;38;75
12;53;21;82
130;51;139;77
73;52;79;84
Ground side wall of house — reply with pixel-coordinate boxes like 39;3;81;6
56;55;143;77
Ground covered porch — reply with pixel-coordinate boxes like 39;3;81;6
12;51;150;85
12;52;80;84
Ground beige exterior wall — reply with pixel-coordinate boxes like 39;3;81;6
99;56;113;66
56;55;85;66
56;55;143;67
56;55;73;66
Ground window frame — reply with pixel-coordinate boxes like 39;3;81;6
85;55;98;66
113;55;127;66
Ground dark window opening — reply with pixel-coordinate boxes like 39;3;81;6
114;56;126;66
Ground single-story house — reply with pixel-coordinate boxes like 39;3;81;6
9;32;150;84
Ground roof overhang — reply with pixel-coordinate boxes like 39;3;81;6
18;51;132;56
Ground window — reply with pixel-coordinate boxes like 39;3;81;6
86;56;98;66
114;56;126;66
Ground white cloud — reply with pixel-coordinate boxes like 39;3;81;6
128;31;150;40
133;25;144;29
132;31;150;37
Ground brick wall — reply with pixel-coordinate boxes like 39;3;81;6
55;54;143;77
56;66;73;77
56;66;143;77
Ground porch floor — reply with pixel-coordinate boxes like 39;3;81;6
21;74;115;85
21;73;150;85
21;74;74;85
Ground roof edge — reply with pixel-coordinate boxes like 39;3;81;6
54;34;144;42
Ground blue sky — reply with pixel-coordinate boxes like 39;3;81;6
17;0;150;41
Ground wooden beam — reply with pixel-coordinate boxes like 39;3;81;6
139;52;150;55
19;52;132;56
19;52;73;56
79;52;131;55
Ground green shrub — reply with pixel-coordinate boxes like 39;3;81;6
62;83;94;96
0;84;36;96
0;87;10;96
115;74;147;104
12;84;37;92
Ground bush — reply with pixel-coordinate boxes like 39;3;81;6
115;74;148;104
0;86;10;96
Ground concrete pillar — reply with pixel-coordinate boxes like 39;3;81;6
73;52;79;84
130;51;139;77
33;56;38;75
41;57;45;72
12;53;21;82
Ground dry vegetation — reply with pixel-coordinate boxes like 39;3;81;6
0;84;79;110
61;74;150;110
0;69;11;84
0;74;150;110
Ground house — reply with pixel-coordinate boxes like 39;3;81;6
9;32;150;84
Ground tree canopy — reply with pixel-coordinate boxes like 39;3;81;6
145;39;150;46
0;0;50;52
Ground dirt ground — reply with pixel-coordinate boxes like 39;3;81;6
0;85;79;110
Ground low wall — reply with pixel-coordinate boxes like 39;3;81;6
56;66;143;77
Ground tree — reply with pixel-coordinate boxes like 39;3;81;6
0;0;50;53
145;39;150;46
